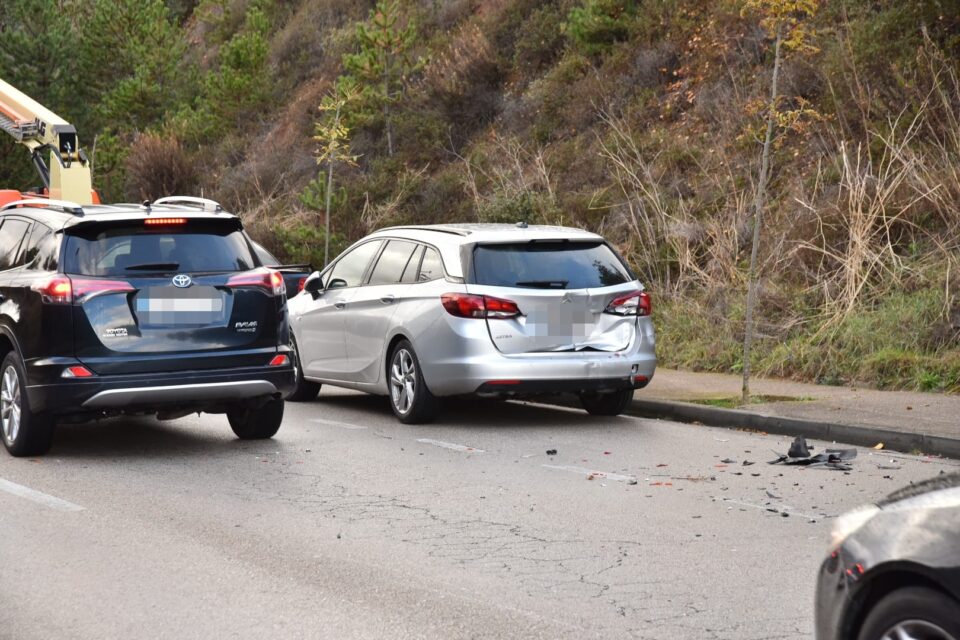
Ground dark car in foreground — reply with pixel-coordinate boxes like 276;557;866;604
0;195;295;456
816;472;960;640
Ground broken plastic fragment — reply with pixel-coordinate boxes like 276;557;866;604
873;442;885;450
546;449;557;456
788;436;811;458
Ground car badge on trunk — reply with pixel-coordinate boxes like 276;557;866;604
172;274;192;288
560;293;572;304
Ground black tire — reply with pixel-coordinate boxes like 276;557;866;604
387;340;439;424
285;336;321;402
857;586;960;640
579;388;634;416
0;352;55;457
227;397;284;439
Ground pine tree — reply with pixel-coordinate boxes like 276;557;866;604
342;1;423;157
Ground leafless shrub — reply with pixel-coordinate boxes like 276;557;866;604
450;132;556;223
596;110;752;293
125;133;199;201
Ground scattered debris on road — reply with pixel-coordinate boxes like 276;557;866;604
546;449;557;456
768;436;858;470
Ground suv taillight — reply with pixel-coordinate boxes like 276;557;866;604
604;290;651;316
33;276;135;304
227;269;285;296
441;293;521;319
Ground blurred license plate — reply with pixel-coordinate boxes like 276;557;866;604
136;286;224;325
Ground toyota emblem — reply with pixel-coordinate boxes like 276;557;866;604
172;274;192;288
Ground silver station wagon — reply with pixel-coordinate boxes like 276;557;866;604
287;223;656;423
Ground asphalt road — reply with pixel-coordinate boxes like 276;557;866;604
1;388;955;640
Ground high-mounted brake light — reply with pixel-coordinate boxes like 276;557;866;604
33;276;134;304
441;293;521;319
226;268;285;296
144;217;187;226
604;290;651;317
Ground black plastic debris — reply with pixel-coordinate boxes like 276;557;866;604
787;436;811;458
721;458;737;464
546;449;557;456
769;436;857;471
742;460;755;466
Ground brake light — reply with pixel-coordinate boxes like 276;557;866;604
268;354;289;366
144;217;187;226
297;277;306;293
34;276;72;304
604;290;651;317
32;276;134;304
441;293;521;319
227;269;285;296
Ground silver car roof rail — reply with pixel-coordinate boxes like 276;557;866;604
153;196;223;213
0;198;85;217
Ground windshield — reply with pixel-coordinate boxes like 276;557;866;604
472;241;633;289
63;222;256;276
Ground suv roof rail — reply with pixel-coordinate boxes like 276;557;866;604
153;196;223;213
1;198;84;217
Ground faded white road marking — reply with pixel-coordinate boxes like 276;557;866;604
0;478;84;512
541;464;636;483
416;438;484;453
722;497;824;521
310;418;368;430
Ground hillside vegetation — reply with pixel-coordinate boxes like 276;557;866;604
2;0;960;391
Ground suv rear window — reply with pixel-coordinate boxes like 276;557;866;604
472;241;632;289
63;222;256;276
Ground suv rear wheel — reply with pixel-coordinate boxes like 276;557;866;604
579;389;634;416
389;340;439;424
1;352;55;456
227;397;284;439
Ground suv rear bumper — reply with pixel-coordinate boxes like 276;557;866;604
26;365;295;415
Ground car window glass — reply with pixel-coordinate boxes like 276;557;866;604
0;218;32;270
252;242;278;266
22;223;52;267
472;242;631;289
328;240;382;289
400;246;424;283
368;240;418;285
35;233;60;271
63;222;256;276
418;247;444;282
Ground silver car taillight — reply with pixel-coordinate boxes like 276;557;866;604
604;290;651;316
441;293;521;319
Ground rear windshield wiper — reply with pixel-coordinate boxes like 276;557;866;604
124;262;180;271
515;280;569;289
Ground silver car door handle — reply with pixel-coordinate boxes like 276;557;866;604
334;301;347;310
380;295;395;304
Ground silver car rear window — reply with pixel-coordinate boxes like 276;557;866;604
472;241;632;289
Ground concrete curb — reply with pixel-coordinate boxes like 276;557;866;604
626;398;960;460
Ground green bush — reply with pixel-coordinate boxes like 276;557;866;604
564;0;636;57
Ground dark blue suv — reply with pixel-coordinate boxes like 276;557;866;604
0;196;295;456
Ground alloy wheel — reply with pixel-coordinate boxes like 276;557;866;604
390;349;416;415
1;365;22;445
880;621;957;640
